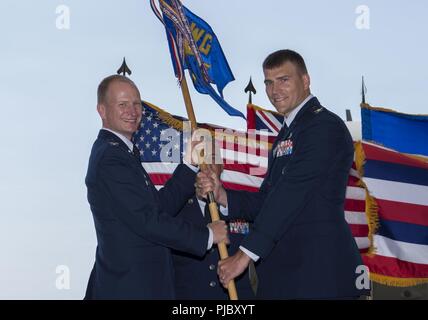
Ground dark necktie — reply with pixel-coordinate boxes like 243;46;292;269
132;144;140;159
278;122;289;140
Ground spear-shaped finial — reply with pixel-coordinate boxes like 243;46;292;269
244;77;257;104
346;109;353;121
361;76;367;104
117;57;132;77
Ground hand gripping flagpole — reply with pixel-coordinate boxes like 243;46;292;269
181;75;239;301
152;0;238;299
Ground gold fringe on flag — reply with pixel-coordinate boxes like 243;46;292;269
369;273;428;287
143;100;184;131
354;141;379;256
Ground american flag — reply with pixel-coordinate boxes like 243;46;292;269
134;101;370;254
135;101;269;194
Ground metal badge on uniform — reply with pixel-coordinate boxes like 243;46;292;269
142;173;150;186
275;139;293;158
313;107;324;114
108;141;119;146
229;219;249;234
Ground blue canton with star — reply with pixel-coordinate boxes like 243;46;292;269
133;104;187;163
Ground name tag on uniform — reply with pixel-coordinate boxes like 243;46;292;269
229;220;249;234
275;139;293;158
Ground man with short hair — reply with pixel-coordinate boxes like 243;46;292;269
197;50;367;299
85;75;228;299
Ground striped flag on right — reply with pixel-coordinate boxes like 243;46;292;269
356;141;428;286
248;102;428;287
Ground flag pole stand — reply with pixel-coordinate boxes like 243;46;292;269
180;74;239;300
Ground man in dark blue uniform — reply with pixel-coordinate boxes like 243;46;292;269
84;75;228;299
172;164;255;300
197;50;368;299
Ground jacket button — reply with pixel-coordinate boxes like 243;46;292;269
187;198;194;205
282;167;287;175
209;264;216;271
209;281;217;287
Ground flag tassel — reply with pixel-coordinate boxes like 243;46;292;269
370;274;428;287
354;141;379;256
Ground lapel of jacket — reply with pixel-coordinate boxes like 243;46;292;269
263;97;321;186
287;96;321;133
97;130;161;202
98;129;152;178
98;129;134;157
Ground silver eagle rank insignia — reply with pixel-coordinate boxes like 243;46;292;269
313;107;324;114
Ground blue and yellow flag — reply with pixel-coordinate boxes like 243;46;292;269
361;104;428;157
151;0;245;119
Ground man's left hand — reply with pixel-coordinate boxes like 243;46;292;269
217;250;251;288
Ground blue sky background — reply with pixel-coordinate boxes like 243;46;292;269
0;0;427;299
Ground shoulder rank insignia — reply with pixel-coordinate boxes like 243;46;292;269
108;141;119;146
313;107;324;114
229;219;249;234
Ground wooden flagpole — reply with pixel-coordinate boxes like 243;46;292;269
180;75;238;300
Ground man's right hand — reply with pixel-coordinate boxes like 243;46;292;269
208;220;230;245
196;170;228;207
